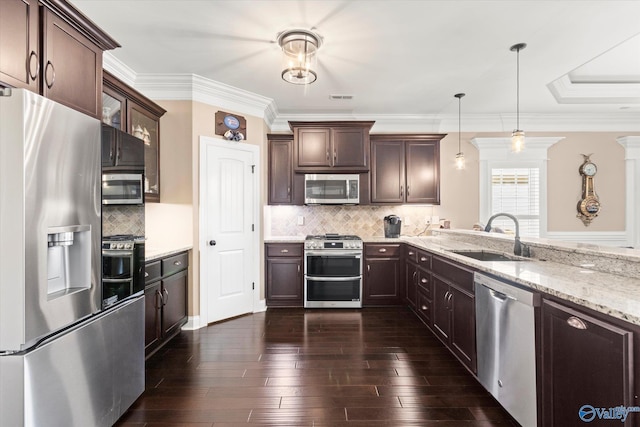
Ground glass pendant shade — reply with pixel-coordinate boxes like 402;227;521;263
512;129;525;152
278;30;321;85
455;152;466;170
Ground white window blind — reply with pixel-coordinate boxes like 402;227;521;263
491;168;540;237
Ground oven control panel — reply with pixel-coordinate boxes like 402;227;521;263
102;242;134;250
304;240;362;250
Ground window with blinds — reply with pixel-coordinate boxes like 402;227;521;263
491;168;540;237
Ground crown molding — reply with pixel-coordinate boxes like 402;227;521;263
134;74;276;121
548;74;640;104
102;52;136;87
99;57;640;132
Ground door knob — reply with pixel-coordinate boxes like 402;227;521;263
209;240;216;246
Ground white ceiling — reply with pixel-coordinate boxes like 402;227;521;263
73;0;640;130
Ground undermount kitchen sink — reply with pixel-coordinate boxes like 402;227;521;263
449;250;527;262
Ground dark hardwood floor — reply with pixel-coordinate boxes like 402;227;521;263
116;307;519;426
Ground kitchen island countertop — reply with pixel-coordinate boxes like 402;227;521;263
146;246;192;262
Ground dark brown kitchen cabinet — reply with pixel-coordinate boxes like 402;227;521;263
103;71;166;202
267;134;304;205
363;243;402;306
0;0;39;92
431;255;476;373
541;299;636;426
405;245;433;322
0;0;119;119
290;121;374;172
101;124;144;169
266;243;303;306
370;134;443;204
144;251;189;358
405;259;418;309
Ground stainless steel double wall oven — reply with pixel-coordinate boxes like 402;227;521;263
304;234;363;308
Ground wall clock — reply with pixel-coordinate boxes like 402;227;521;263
576;154;600;226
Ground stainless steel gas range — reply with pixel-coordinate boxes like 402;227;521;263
304;234;363;308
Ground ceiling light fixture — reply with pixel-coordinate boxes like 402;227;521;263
454;93;466;170
277;29;322;85
510;42;527;152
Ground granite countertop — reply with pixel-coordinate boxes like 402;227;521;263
264;234;640;326
146;245;193;262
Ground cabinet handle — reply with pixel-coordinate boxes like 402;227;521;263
367;264;371;273
447;292;453;305
567;316;587;330
407;185;410;197
326;150;330;161
297;265;300;274
44;61;55;89
163;288;169;306
412;271;417;283
28;51;39;80
155;289;162;310
378;248;387;253
117;145;121;161
110;147;114;162
400;185;404;198
281;249;289;253
287;187;290;196
333;150;337;162
174;260;182;266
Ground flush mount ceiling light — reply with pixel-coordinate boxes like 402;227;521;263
454;93;466;170
510;42;527;153
277;29;322;85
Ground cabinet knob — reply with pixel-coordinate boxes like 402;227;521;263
408;251;415;256
567;316;588;330
209;240;216;246
420;257;428;262
378;248;387;253
421;305;428;311
174;260;182;266
421;278;428;284
281;249;289;253
144;272;149;277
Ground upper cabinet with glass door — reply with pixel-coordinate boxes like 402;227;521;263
102;71;166;202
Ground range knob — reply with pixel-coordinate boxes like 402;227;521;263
117;243;124;249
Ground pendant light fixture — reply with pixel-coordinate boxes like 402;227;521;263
510;42;527;152
277;29;322;85
454;93;466;170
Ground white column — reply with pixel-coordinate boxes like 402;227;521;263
617;136;640;248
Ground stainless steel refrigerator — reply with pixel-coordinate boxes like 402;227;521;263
0;89;144;427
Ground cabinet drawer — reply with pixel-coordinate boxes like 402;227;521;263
365;243;402;257
162;252;189;277
266;243;303;257
145;261;161;284
417;250;431;269
432;256;473;293
417;270;430;296
405;245;419;264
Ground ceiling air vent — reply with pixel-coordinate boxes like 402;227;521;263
329;94;354;100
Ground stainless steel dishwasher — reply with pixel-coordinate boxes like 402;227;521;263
475;272;538;427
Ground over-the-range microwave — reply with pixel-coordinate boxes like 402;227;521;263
102;173;144;205
304;174;359;205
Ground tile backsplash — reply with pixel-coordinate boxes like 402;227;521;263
103;205;145;236
266;205;444;238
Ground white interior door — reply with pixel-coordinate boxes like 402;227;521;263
200;138;257;323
